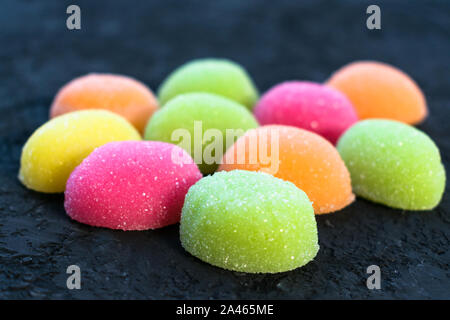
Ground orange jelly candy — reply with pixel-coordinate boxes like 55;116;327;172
50;73;159;134
326;61;427;124
219;125;354;214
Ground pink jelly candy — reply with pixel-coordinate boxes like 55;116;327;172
65;141;202;230
253;81;358;144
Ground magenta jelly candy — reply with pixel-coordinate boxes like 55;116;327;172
254;81;358;144
64;141;202;230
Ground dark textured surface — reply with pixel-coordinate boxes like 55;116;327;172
0;0;449;299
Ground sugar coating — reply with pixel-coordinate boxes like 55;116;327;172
157;58;259;109
337;119;446;210
180;170;319;273
145;93;258;174
219;125;355;214
65;141;202;230
327;61;427;124
254;81;358;144
19;110;141;193
50;73;159;134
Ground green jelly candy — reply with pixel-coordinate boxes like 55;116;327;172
158;58;259;109
180;170;319;273
337;119;446;210
144;93;258;174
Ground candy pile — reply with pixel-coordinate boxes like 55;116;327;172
19;58;446;273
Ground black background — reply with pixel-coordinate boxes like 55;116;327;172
0;0;448;299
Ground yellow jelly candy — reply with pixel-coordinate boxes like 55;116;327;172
19;110;141;193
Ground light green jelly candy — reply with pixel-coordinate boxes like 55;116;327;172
337;119;446;210
158;58;259;109
144;93;258;174
180;170;319;273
